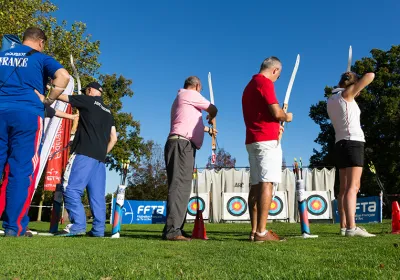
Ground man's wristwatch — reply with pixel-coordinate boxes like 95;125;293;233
45;96;55;104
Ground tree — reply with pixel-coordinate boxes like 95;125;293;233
0;1;148;171
309;45;400;196
0;1;57;37
125;142;168;201
0;1;149;223
205;148;236;170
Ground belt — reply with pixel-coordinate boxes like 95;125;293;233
168;134;190;141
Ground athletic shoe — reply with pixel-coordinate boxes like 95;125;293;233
249;231;255;241
3;229;32;237
254;230;286;242
86;231;104;237
340;228;346;236
345;227;376;237
55;230;85;237
24;231;33;237
55;224;85;237
26;228;37;235
0;229;4;235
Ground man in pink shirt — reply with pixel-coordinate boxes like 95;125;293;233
163;76;217;241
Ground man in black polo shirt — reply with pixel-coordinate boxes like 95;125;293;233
56;81;117;237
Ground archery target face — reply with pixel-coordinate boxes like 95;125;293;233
227;196;247;217
269;196;283;216
307;195;328;216
187;196;205;216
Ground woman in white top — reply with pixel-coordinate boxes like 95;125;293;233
327;71;375;237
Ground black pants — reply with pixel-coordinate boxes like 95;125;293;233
162;139;196;239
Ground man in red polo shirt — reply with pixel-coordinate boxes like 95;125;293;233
242;56;293;242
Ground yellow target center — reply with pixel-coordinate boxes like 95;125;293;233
312;201;321;209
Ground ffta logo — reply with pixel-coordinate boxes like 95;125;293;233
356;201;376;212
137;205;165;215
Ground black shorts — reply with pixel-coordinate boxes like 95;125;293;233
335;140;364;169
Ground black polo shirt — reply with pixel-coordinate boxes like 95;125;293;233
69;95;115;162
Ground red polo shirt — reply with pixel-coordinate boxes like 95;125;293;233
242;74;280;144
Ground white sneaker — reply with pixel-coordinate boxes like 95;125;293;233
345;227;376;237
0;229;4;235
61;223;73;233
26;228;38;235
340;228;346;236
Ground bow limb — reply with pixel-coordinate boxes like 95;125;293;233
69;54;81;137
70;54;81;94
278;54;300;141
208;72;217;165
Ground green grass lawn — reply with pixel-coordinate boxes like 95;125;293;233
0;220;399;280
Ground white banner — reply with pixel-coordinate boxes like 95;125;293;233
33;76;74;194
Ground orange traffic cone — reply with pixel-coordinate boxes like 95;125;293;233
191;210;208;240
392;201;400;234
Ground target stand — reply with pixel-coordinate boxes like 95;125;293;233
186;193;209;221
222;193;249;221
268;191;289;221
303;191;332;221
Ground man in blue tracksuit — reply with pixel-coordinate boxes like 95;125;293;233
0;27;70;236
57;82;117;237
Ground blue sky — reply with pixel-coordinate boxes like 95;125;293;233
53;0;400;194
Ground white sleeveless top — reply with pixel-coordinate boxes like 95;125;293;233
327;88;365;143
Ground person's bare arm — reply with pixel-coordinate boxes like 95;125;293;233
268;104;293;122
56;94;70;103
44;68;70;105
107;126;118;153
55;109;79;120
343;72;375;101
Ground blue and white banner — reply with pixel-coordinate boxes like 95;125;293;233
333;196;382;223
111;199;167;224
1;34;21;52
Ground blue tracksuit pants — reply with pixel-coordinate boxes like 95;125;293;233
63;153;106;236
0;110;43;236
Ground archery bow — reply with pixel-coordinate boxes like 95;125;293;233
208;72;217;165
70;54;82;94
279;54;300;140
69;54;82;141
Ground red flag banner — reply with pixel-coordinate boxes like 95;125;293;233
44;105;72;191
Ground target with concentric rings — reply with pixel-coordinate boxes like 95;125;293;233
227;196;247;217
269;196;283;216
307;195;327;216
187;197;205;216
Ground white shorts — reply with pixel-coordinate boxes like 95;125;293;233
246;140;282;185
